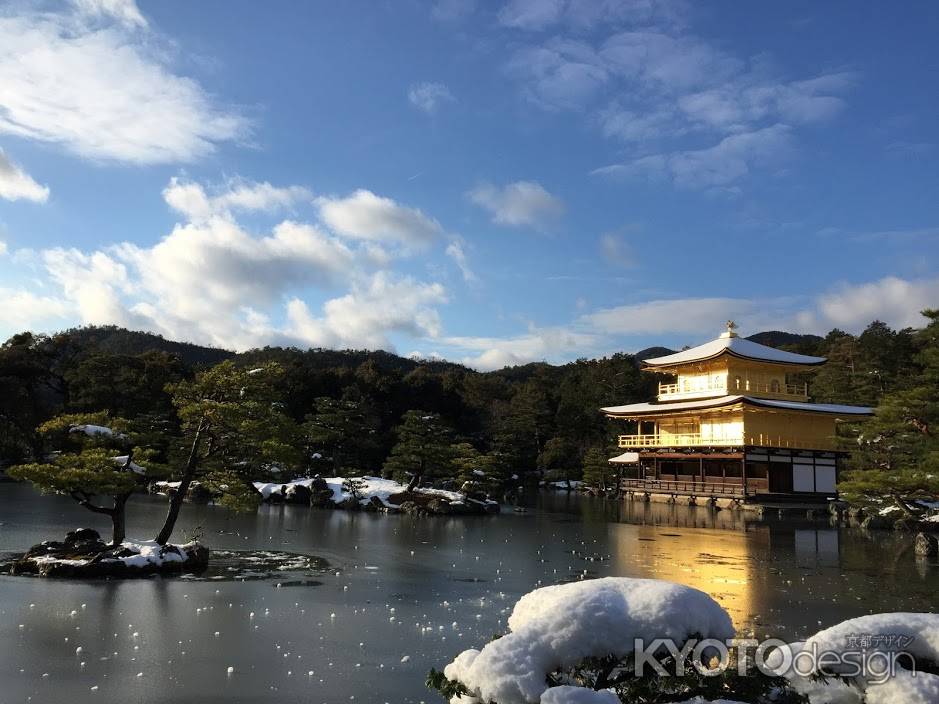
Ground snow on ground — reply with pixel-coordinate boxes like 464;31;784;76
31;540;196;568
545;480;584;491
443;577;735;704
252;476;467;507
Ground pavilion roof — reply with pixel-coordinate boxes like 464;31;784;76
642;335;826;369
601;395;872;418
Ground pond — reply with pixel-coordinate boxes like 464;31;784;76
1;482;937;703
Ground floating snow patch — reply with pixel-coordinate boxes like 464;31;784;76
444;577;734;704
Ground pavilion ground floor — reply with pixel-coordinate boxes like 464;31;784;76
619;446;841;502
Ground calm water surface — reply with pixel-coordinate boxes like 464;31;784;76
1;483;937;703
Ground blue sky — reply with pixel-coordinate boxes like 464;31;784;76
0;0;937;369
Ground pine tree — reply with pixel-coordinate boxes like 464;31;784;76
382;410;453;490
302;396;376;474
839;310;939;513
154;361;301;545
9;413;162;545
582;447;617;492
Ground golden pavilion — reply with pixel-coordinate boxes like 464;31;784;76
601;322;872;500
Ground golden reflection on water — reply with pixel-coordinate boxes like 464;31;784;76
607;504;770;629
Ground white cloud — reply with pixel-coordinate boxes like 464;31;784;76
408;82;455;114
809;276;939;332
285;272;447;351
0;240;7;256
468;180;564;229
0;7;247;164
0;288;69;330
443;326;599;371
0;149;49;203
162;177;311;221
71;0;147;28
316;189;443;247
594;124;794;188
445;236;477;282
10;176;453;353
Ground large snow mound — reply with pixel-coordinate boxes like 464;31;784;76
444;577;735;704
801;613;939;704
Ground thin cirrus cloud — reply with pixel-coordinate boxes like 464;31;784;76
407;82;455;114
0;149;49;203
468;180;565;229
499;0;855;189
0;3;248;165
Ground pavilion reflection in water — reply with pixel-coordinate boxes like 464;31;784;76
607;506;841;628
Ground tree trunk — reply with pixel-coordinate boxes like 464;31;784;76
111;493;129;546
406;457;425;492
155;419;205;545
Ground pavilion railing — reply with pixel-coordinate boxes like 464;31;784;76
620;478;747;498
617;433;837;451
657;380;808;401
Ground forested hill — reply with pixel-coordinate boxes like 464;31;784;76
0;318;928;480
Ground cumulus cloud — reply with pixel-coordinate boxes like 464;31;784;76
0;6;247;164
316;189;443;247
408;82;455;114
468;181;564;229
0;149;49;203
71;0;148;28
10;176;452;353
808;276;939;332
162;177;311;221
285;273;447;351
0;288;69;330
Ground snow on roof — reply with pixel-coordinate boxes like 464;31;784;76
443;577;734;704
601;395;872;417
643;335;826;368
608;451;640;464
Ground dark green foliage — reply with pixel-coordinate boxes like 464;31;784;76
302;396;380;474
839;310;939;507
583;446;618;491
383;410;454;487
427;648;810;703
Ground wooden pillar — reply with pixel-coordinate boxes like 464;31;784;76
741;456;747;496
698;455;703;484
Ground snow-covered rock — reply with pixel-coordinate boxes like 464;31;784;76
443;577;734;704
